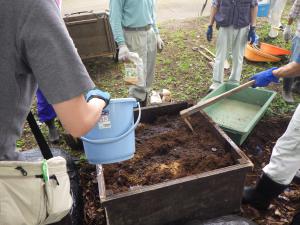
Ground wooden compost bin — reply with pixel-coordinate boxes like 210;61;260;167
64;12;116;59
97;102;253;225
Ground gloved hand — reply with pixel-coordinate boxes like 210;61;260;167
85;88;111;108
250;67;279;88
206;25;213;42
248;26;256;45
253;34;260;46
283;25;292;42
118;44;130;61
156;34;164;52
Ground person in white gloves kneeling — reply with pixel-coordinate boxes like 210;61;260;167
109;0;164;106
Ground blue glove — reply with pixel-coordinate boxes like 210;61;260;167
250;67;279;88
253;34;260;46
206;25;213;42
248;26;256;45
85;88;111;108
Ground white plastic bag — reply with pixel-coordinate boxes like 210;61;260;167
124;52;144;86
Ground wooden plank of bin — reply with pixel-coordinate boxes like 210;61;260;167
102;13;116;54
102;165;251;225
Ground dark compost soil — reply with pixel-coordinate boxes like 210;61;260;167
103;114;236;194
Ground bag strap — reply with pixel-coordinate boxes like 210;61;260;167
26;111;53;159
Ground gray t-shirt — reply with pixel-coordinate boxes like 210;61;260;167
0;0;95;160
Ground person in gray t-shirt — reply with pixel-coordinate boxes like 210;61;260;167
0;0;110;160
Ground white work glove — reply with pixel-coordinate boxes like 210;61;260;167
283;25;292;42
118;44;130;61
156;34;164;52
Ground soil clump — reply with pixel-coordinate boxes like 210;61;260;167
103;114;236;194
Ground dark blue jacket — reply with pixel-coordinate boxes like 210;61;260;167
215;0;256;29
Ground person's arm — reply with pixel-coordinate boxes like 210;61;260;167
206;1;218;42
250;62;300;88
152;0;159;34
53;95;106;137
273;62;300;78
109;0;131;61
209;5;218;26
250;5;258;27
109;0;125;45
151;0;164;51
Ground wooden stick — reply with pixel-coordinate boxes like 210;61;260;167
192;47;214;61
183;117;194;132
180;80;255;118
199;45;230;69
199;45;215;58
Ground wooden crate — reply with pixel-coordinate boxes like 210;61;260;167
64;12;116;59
97;102;253;225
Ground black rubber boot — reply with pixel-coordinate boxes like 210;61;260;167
242;173;287;210
291;212;300;225
283;78;294;103
45;119;60;143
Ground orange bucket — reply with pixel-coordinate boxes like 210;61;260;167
244;43;281;62
260;42;291;56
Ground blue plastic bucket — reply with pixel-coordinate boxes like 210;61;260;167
81;98;141;164
257;2;270;17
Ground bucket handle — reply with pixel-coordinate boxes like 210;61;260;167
81;102;141;144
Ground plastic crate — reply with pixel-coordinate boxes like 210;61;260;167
202;83;276;145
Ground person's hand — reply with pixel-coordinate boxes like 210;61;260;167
118;44;130;61
85;88;111;108
248;26;256;45
283;25;292;42
250;67;279;88
253;34;260;46
156;34;164;52
206;25;213;42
